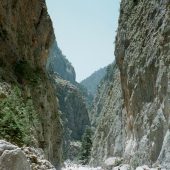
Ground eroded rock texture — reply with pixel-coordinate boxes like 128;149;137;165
54;76;90;159
53;76;90;141
47;43;90;159
0;140;31;170
115;0;170;167
90;64;124;166
91;0;170;169
0;0;62;168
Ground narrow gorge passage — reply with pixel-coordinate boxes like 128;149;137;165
0;0;170;170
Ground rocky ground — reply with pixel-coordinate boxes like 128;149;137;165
0;140;167;170
62;160;166;170
0;140;56;170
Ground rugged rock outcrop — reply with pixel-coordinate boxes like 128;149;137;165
49;73;90;160
90;64;124;166
47;41;76;84
0;0;62;168
23;147;56;170
0;140;31;170
53;76;89;141
0;140;57;170
115;0;170;168
90;0;170;169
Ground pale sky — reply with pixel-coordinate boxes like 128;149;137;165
46;0;120;82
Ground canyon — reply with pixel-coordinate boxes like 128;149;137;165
0;0;170;170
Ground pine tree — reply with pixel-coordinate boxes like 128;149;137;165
79;127;92;165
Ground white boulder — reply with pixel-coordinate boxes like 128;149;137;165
0;140;31;170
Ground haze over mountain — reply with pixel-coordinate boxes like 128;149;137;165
81;67;107;96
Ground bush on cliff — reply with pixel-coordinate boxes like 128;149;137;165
0;86;38;146
79;127;93;165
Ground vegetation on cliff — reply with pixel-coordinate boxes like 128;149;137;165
0;85;38;146
79;127;93;165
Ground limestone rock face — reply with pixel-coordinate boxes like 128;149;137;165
91;0;170;169
50;75;90;159
0;0;62;168
90;64;124;166
0;140;31;170
115;0;170;167
54;76;90;140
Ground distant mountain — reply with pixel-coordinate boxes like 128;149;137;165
80;67;107;96
47;41;76;84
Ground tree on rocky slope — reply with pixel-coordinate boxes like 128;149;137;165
79;127;92;165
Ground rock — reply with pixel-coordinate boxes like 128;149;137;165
113;164;130;170
104;157;123;167
47;47;90;161
49;75;90;160
47;41;76;84
23;147;56;170
53;76;90;141
0;140;31;170
90;0;170;169
115;0;170;167
136;165;150;170
66;141;82;161
0;0;63;167
103;157;123;170
90;64;124;166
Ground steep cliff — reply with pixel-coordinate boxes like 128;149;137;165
46;42;90;160
115;0;170;168
90;64;124;166
91;0;170;169
0;0;62;168
52;75;90;160
54;77;89;141
47;41;76;84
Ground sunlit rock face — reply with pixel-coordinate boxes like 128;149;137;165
115;0;170;167
90;64;124;166
90;0;170;169
0;0;62;168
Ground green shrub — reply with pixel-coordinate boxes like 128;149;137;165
0;86;38;146
14;60;41;84
79;127;93;165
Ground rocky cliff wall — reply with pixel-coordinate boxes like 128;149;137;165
47;41;76;84
90;64;124;166
49;73;90;160
115;0;170;168
46;42;90;160
90;0;170;169
53;76;90;141
0;0;62;168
